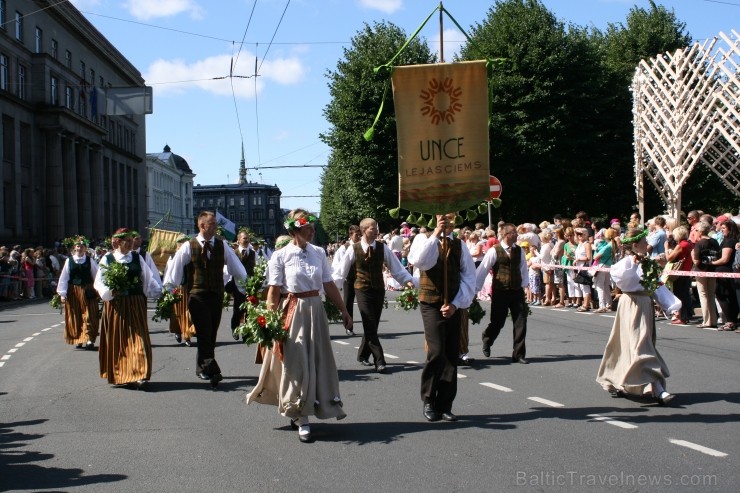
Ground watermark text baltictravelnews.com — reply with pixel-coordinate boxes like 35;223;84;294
516;471;717;488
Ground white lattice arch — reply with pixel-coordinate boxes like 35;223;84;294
632;30;740;220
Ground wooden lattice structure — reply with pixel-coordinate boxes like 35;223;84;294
633;30;740;219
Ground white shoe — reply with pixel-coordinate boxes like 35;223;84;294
656;391;674;405
298;425;312;443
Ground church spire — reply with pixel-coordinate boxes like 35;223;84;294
238;143;247;184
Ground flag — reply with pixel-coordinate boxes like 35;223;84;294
147;228;181;275
392;61;490;214
215;211;236;241
105;86;153;115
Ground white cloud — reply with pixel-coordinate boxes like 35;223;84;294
124;0;205;21
143;51;308;98
359;0;403;14
430;28;466;62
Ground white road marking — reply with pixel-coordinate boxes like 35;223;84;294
333;340;350;345
42;328;52;331
407;360;421;365
384;353;399;359
528;396;564;407
480;382;513;392
0;362;4;367
1;355;10;360
8;348;18;353
51;323;61;327
32;332;41;336
23;337;34;342
669;439;728;457
600;315;615;318
587;414;638;429
14;343;25;348
457;373;467;379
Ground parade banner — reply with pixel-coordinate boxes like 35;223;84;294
392;61;490;214
147;228;181;275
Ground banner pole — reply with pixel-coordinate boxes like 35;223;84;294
439;1;444;63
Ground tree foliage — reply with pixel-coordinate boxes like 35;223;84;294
319;22;435;236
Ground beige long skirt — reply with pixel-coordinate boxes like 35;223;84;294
99;295;152;384
63;284;100;345
596;292;669;395
246;296;346;421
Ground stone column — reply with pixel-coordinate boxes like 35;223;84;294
89;146;104;238
76;141;93;237
45;132;65;240
62;135;79;234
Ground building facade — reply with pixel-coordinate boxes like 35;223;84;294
146;145;195;236
0;0;148;246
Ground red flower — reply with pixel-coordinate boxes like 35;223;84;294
257;315;267;327
248;295;259;305
297;217;307;226
406;296;413;302
173;288;181;296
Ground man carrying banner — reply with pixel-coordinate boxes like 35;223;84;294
408;213;476;422
164;211;247;388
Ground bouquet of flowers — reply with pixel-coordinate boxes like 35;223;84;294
101;261;139;294
639;256;663;295
235;302;287;349
50;293;63;313
395;287;419;311
468;298;486;325
152;287;182;322
238;260;267;309
323;297;342;323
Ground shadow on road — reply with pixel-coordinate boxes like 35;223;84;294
0;419;126;492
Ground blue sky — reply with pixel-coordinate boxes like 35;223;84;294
70;0;738;215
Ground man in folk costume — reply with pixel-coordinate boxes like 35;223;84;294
56;236;100;350
230;230;256;340
333;218;416;373
408;213;476;422
476;223;530;364
164;211;247;388
331;225;361;335
163;235;196;347
132;231;161;279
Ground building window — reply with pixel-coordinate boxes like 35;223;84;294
0;1;5;32
229;197;234;206
209;199;214;206
239;211;245;222
252;196;262;206
50;76;58;105
65;85;74;109
14;11;22;42
51;39;57;59
252;210;263;221
0;54;8;91
65;50;71;69
34;27;42;53
99;75;104;88
268;209;275;219
268;196;277;205
240;197;245;206
217;199;222;207
90;68;95;86
16;63;25;99
201;199;205;207
79;60;85;79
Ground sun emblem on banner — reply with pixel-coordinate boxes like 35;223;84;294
419;77;463;125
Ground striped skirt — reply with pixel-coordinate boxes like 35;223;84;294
63;284;100;345
99;295;152;384
169;288;196;340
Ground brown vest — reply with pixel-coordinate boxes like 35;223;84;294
353;242;385;291
492;244;523;290
187;238;226;296
418;237;462;304
238;247;256;277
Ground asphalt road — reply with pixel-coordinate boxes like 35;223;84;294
1;295;739;492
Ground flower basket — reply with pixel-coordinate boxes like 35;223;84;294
152;287;182;322
395;287;419;311
234;302;287;349
101;261;139;294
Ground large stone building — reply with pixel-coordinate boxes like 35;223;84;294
0;0;148;246
146;145;195;235
193;150;283;240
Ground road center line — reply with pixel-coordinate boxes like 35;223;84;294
8;348;18;353
1;355;10;360
480;382;513;392
23;337;34;342
14;343;25;348
669;439;728;457
528;396;564;407
384;353;399;359
587;414;638;429
42;328;52;331
333;340;350;345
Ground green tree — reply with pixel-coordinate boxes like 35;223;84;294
319;22;435;234
457;0;608;222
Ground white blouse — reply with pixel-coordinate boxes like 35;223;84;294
56;254;99;297
268;242;333;293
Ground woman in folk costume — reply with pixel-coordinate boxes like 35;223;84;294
163;235;196;347
596;228;674;405
94;228;162;390
246;210;352;443
56;236;100;349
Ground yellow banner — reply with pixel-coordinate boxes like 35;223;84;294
392;61;490;214
147;228;181;275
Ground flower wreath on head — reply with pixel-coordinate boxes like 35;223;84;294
621;229;649;245
62;235;90;249
112;231;133;239
275;237;292;250
284;215;317;230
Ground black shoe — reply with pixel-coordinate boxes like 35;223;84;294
376;365;387;374
197;372;210;380
210;373;223;388
346;328;355;336
482;345;491;358
441;411;458;422
423;403;440;422
232;331;239;341
184;340;194;347
85;341;95;350
513;357;529;364
174;333;182;343
75;343;84;349
358;359;373;367
135;379;147;391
